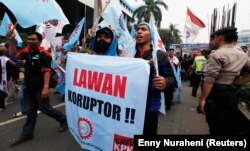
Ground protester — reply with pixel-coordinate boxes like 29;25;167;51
134;22;175;134
1;42;20;105
7;30;67;146
0;55;18;112
93;27;118;56
197;27;250;135
165;48;179;110
241;46;248;53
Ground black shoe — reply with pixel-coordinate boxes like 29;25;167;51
192;94;196;97
59;121;68;133
9;136;34;147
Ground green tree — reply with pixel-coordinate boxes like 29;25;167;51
132;0;168;27
159;24;182;48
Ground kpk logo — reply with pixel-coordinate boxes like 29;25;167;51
78;117;93;140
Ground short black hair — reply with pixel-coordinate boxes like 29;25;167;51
27;32;43;42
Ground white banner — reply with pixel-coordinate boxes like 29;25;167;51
65;53;150;151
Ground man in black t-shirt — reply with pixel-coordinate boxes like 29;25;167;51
7;31;67;147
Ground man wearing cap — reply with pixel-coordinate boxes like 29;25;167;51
134;22;175;135
197;27;250;135
241;46;248;53
92;27;119;56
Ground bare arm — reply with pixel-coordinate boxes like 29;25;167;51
6;30;17;56
7;59;17;67
234;74;250;86
198;82;214;113
42;71;50;98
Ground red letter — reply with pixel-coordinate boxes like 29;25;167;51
78;69;87;88
88;71;104;92
114;76;127;99
101;74;113;96
73;68;80;86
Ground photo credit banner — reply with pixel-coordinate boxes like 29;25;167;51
65;53;150;151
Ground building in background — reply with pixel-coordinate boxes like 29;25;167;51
238;29;250;48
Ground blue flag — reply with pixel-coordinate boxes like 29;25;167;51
100;0;135;57
51;59;65;94
0;13;23;47
63;17;85;51
130;26;135;39
0;0;66;28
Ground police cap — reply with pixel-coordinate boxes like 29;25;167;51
212;26;237;36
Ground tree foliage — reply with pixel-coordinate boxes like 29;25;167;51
132;0;168;27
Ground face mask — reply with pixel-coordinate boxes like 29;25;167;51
96;39;110;54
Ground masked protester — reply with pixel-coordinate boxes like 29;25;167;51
93;27;119;56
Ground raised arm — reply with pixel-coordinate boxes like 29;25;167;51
6;30;17;56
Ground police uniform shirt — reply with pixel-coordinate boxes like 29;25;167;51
203;44;250;84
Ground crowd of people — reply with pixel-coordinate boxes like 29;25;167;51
0;22;249;148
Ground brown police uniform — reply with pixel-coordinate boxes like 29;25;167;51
203;27;250;135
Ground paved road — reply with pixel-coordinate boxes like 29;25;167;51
0;82;208;151
158;81;209;134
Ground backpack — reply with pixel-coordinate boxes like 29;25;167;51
49;69;59;88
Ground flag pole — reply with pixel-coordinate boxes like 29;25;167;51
90;0;111;34
84;0;87;36
11;22;18;31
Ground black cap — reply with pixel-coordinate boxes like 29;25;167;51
241;46;247;49
201;49;211;55
212;26;237;36
96;27;113;39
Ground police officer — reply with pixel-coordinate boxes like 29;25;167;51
197;27;250;135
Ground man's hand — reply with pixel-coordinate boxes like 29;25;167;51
42;87;49;98
6;30;15;41
197;98;206;114
154;76;167;90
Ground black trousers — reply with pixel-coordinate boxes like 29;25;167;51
192;73;202;96
143;111;159;135
164;87;174;110
0;90;7;109
21;88;66;138
205;84;239;135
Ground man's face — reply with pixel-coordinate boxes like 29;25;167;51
135;25;150;45
96;33;112;44
27;34;41;50
209;37;215;50
211;35;221;50
168;50;174;57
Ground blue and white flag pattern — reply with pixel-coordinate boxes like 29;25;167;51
100;0;135;57
63;17;85;51
0;0;66;28
130;26;136;39
51;59;65;94
0;13;23;47
149;15;167;114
